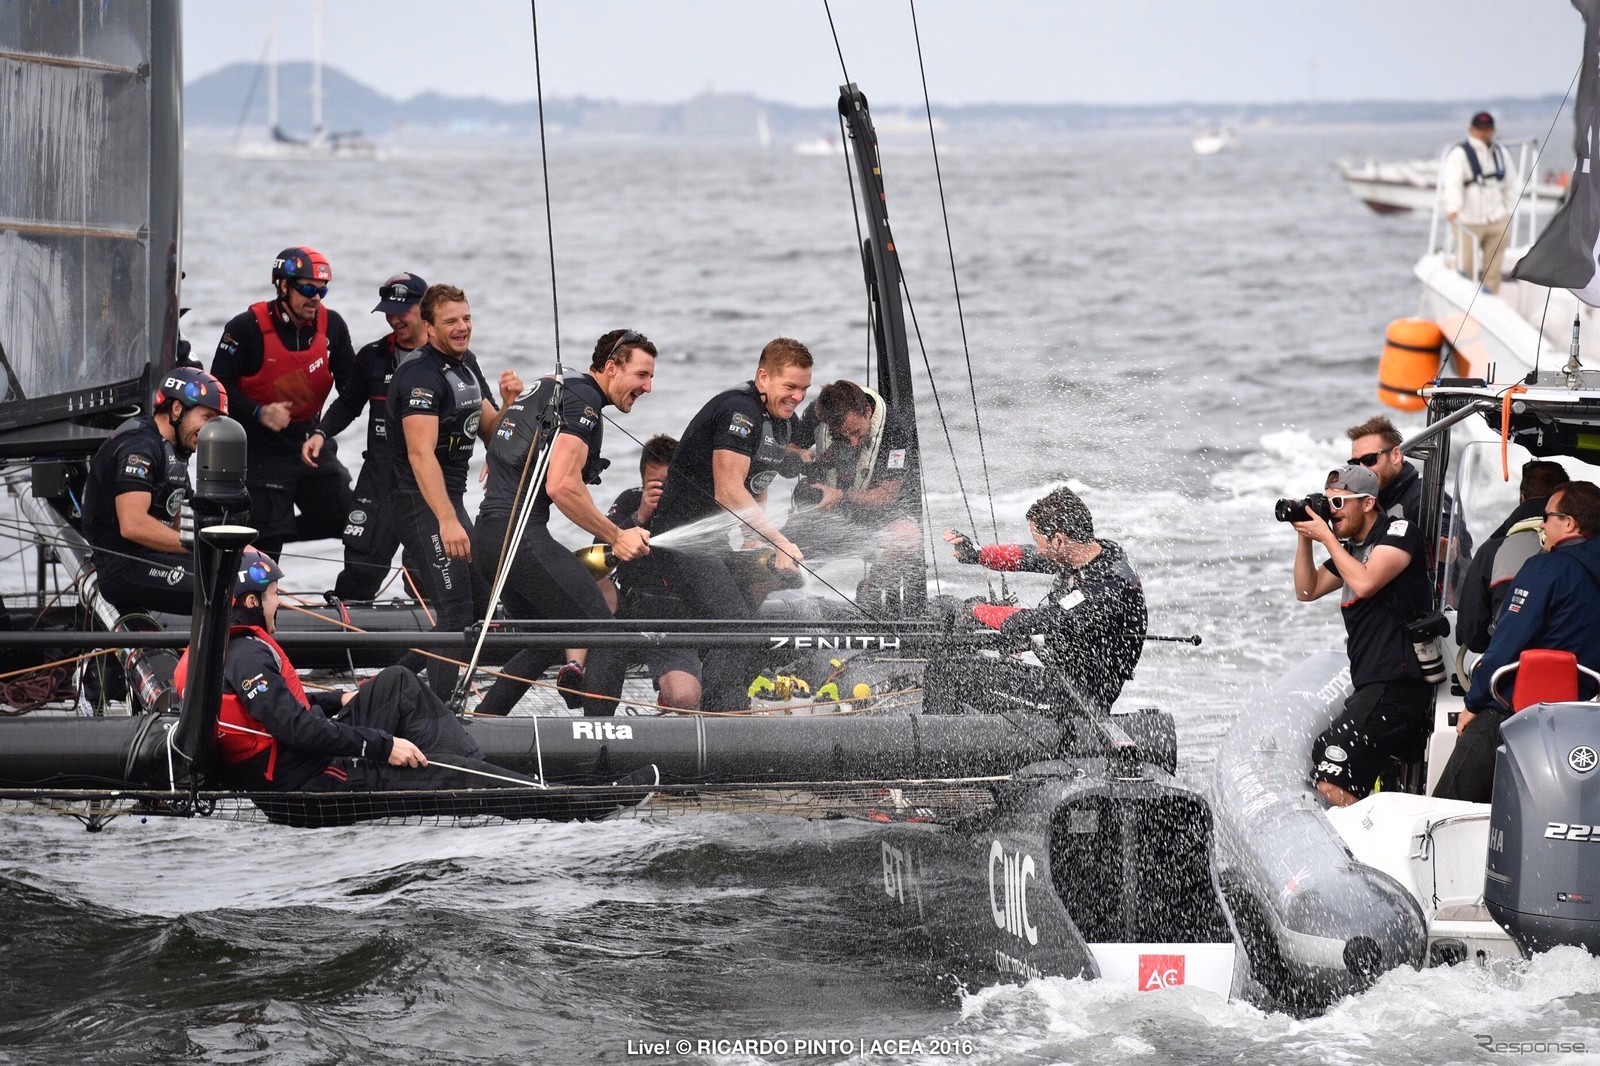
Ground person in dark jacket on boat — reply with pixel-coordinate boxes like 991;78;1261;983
469;328;656;716
302;271;429;601
82;368;230;617
1435;481;1600;802
387;284;522;700
1292;463;1435;808
1347;413;1472;593
928;486;1147;720
786;379;924;612
210;247;357;558
1454;460;1569;654
174;550;536;794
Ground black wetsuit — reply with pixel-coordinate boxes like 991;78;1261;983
646;382;792;711
81;415;197;616
317;332;410;600
472;373;618;716
211;300;356;556
928;539;1147;719
387;343;494;699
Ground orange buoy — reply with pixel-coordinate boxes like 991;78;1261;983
1377;318;1446;411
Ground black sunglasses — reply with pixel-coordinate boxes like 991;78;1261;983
606;329;643;362
1348;448;1394;468
1542;511;1572;522
292;282;328;299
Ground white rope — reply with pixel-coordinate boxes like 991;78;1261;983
426;758;548;789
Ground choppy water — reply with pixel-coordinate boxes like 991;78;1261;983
6;122;1600;1063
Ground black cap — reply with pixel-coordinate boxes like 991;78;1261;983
1471;110;1495;129
372;272;428;314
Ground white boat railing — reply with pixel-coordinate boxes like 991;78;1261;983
1426;137;1552;273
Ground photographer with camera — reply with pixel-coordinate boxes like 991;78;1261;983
1288;463;1436;807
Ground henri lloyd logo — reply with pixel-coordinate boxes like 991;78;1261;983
1138;954;1185;991
769;635;902;651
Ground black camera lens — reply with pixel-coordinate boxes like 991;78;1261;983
1274;498;1309;523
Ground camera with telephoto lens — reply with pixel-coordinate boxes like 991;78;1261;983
1404;609;1451;684
1274;492;1333;524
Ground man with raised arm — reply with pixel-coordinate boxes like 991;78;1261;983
303;271;429;601
386;284;522;699
469;329;656;716
933;486;1146;720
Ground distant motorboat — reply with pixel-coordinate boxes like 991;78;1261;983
1191;128;1236;156
793;135;842;157
1339;157;1568;216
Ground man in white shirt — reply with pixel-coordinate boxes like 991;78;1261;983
1441;111;1520;293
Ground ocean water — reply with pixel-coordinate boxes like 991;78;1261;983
5;122;1600;1063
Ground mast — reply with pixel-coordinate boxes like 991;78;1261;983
311;0;325;140
837;83;926;607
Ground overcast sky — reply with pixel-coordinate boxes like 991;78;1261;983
184;1;1582;107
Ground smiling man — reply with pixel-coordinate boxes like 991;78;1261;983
641;336;814;711
1292;463;1435;807
211;247;357;558
470;328;659;716
386;284;522;699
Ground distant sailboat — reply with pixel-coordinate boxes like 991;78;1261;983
236;3;378;160
1192;127;1237;156
756;109;772;149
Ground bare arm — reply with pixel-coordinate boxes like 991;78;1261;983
1292;529;1343;601
402;414;469;559
477;371;524;440
713;450;801;566
547;434;649;561
115;491;184;554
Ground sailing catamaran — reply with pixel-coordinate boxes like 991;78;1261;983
1;0;1250;1000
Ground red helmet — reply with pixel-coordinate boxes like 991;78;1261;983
154;367;229;416
271;246;332;284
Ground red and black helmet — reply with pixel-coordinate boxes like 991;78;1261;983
233;549;285;601
271;246;332;284
154;366;229;416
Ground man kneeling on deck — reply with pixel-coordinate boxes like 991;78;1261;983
929;486;1147;720
176;550;535;793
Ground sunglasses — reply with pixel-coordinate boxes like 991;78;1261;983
1328;493;1372;510
1542;511;1571;522
606;329;643;363
1348;448;1394;468
292;282;329;299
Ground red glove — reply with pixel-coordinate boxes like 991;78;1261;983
978;544;1026;571
971;603;1022;630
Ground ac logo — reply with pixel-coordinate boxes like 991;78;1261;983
987;840;1038;945
1138;954;1185;991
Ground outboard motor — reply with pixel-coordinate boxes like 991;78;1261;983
1484;703;1600;954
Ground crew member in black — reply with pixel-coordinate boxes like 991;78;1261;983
174;550;537;794
1293;463;1435;807
211;246;357;558
387;283;521;699
787;378;923;611
644;337;813;712
929;486;1147;719
579;434;703;713
82;368;230;616
470;329;656;716
303;271;429;601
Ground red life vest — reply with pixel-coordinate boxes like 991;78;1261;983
238;300;333;423
173;624;310;783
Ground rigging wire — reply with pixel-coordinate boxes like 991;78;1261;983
1447;57;1580;365
530;0;564;376
907;0;997;543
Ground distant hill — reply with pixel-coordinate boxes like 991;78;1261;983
187;61;1571;141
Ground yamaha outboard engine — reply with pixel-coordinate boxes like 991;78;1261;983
1484;703;1600;954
